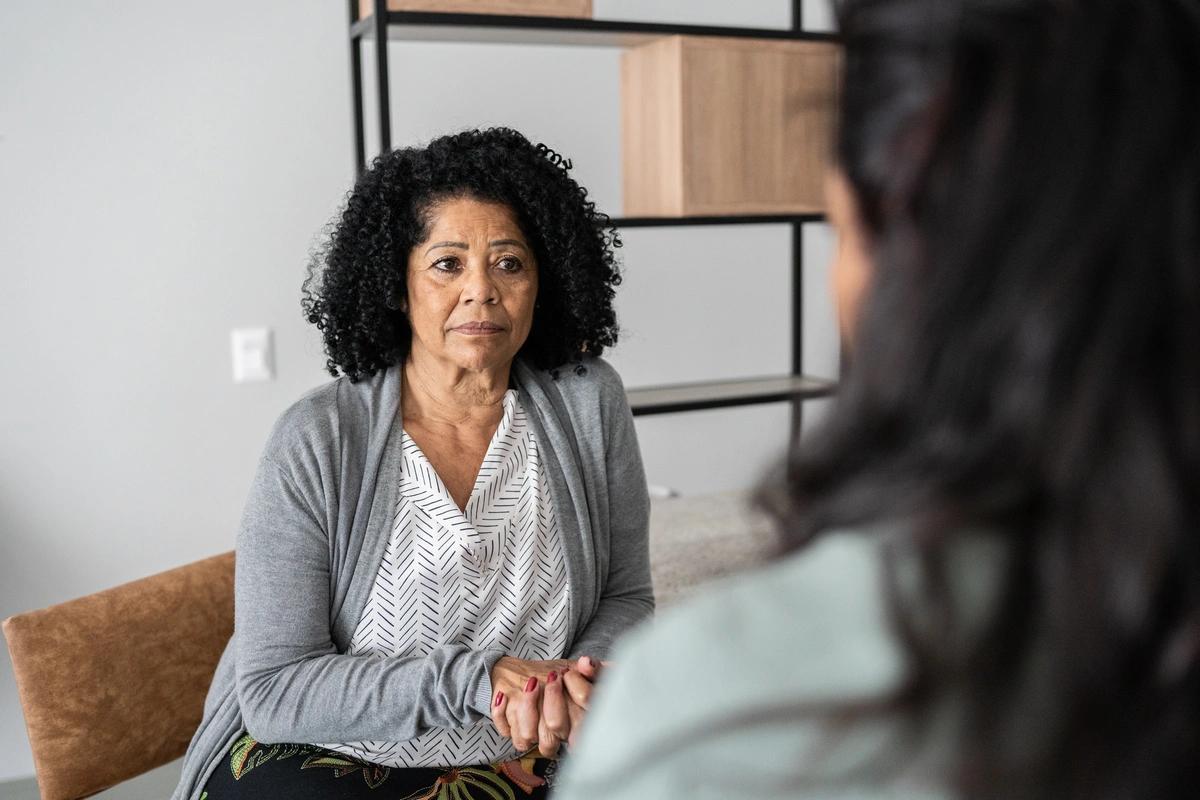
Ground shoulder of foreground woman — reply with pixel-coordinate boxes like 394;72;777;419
556;532;908;795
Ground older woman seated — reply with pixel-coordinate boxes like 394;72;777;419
171;128;653;800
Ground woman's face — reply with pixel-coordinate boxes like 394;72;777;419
825;168;874;348
404;196;539;374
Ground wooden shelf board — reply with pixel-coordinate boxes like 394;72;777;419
351;12;838;47
627;375;836;416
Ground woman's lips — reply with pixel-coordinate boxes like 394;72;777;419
453;322;504;335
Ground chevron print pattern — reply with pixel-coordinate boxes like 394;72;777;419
316;389;570;767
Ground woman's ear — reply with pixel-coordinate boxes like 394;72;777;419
824;167;874;347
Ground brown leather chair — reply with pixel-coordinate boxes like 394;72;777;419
2;552;234;800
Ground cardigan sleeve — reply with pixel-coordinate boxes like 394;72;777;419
233;454;506;745
567;360;656;659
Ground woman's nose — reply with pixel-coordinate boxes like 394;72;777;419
462;261;499;305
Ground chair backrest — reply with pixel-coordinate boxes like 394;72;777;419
2;551;235;800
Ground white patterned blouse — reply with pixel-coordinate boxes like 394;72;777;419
317;388;571;767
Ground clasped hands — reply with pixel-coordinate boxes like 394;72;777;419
489;654;604;757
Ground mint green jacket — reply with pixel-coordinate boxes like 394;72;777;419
555;533;979;799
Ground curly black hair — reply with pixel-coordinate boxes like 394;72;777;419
301;127;623;382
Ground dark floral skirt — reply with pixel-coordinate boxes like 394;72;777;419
201;733;558;799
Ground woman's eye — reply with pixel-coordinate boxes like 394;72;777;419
433;258;459;272
497;257;522;272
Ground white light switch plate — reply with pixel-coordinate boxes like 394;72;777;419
231;327;274;382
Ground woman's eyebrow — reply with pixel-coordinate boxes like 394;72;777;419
489;239;528;250
424;240;467;255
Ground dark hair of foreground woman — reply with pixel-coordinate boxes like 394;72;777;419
757;1;1200;797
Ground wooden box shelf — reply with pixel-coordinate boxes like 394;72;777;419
622;36;840;217
358;0;592;20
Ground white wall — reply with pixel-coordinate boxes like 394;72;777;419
0;0;837;782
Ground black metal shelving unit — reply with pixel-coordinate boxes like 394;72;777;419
347;0;838;441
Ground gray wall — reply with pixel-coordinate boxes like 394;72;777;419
0;0;836;783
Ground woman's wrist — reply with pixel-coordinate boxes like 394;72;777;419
472;648;509;715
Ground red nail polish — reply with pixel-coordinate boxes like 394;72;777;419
525;676;538;692
548;671;558;683
494;691;504;707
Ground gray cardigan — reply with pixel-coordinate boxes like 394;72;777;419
171;355;654;800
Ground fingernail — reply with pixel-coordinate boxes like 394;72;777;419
548;671;558;683
525;676;538;692
582;656;593;668
494;691;504;707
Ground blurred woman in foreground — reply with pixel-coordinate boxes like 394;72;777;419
556;0;1200;797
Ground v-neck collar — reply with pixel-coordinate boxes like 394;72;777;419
333;357;590;660
399;388;520;525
